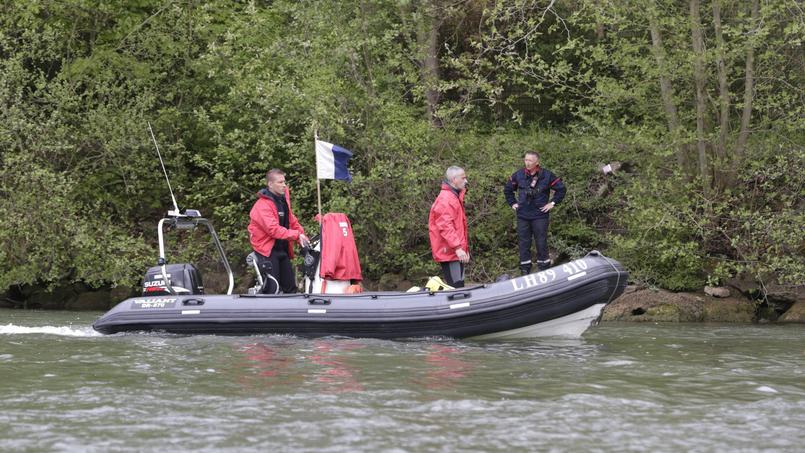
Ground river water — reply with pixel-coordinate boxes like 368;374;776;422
1;310;803;452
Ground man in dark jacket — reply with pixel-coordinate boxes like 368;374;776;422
248;169;310;293
504;151;566;274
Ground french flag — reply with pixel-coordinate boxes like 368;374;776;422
315;140;353;182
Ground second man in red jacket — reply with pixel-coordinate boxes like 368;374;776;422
428;166;470;288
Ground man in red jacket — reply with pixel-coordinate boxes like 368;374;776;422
428;166;469;288
248;169;310;293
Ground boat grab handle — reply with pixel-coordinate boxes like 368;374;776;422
183;298;204;306
447;292;471;301
308;298;331;305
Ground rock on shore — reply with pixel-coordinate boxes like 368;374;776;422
779;301;805;323
603;286;757;323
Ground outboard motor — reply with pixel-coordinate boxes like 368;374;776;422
142;263;204;296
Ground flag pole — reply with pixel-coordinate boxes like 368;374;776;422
314;129;322;221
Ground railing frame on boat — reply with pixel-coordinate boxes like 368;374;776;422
156;210;235;295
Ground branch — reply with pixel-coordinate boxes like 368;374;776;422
115;2;173;51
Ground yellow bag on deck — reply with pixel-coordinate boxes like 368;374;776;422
425;276;454;292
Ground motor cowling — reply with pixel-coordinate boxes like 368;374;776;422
142;263;204;296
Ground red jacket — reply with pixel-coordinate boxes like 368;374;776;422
428;183;468;262
319;212;362;281
248;188;305;258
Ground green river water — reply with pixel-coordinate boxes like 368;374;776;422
1;310;803;452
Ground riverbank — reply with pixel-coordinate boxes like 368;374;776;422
2;281;803;324
602;285;805;323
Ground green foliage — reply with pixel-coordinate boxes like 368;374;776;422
704;140;805;285
606;177;707;291
0;0;801;296
0;154;151;289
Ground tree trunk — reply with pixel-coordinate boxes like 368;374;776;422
418;1;443;128
712;0;730;191
648;6;688;174
359;0;377;100
734;0;759;173
690;0;710;196
595;0;605;40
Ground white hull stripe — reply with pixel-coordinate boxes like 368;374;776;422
469;304;606;339
567;271;587;281
181;310;200;315
308;309;327;314
449;302;470;309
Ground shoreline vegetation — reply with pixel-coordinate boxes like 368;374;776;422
1;1;802;318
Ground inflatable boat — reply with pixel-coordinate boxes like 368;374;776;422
93;210;628;338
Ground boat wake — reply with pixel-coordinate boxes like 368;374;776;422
0;324;101;337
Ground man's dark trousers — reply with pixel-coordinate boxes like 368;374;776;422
517;216;550;274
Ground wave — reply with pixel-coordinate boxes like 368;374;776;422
0;324;101;337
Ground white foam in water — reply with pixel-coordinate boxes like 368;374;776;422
602;359;635;367
0;324;101;337
755;385;779;394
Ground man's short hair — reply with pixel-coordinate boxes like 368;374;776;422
445;166;464;181
266;168;285;184
524;151;540;160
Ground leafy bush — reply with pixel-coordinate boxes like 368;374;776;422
606;178;707;291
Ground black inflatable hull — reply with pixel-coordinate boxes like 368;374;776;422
93;253;628;339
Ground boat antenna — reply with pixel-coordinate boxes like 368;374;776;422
148;122;181;216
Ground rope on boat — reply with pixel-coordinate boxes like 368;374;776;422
601;254;622;305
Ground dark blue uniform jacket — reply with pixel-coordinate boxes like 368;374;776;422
504;166;566;220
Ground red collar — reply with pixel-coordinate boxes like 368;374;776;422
525;165;540;176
